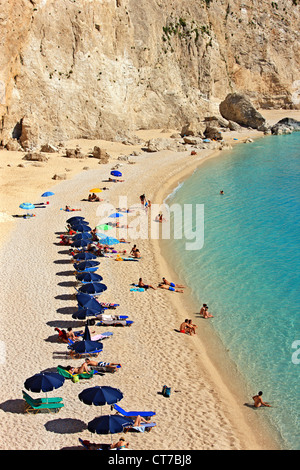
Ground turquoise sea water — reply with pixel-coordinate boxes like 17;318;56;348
165;133;300;450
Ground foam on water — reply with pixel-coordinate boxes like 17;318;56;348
165;133;300;450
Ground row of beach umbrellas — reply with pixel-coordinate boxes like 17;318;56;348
66;203;133;437
23;183;133;438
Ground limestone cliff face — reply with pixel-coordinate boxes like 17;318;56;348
0;0;299;147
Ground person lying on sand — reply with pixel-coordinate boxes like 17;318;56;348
252;391;271;408
138;278;156;290
108;177;124;182
132;415;153;426
65;206;81;212
158;283;183;293
162;277;185;288
85;358;121;372
65;362;91;375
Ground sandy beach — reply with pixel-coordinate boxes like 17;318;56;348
0;109;298;451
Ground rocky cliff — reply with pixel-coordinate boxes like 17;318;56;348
0;0;299;148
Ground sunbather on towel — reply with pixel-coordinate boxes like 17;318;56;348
132;415;153;426
65;206;81;212
86;358;121;371
65;362;91;375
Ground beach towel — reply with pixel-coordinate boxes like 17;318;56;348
130;287;145;292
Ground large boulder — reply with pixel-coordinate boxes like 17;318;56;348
22;152;49;162
271;117;300;134
219;93;266;129
92;146;110;163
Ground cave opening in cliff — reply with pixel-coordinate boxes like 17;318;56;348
12;118;23;140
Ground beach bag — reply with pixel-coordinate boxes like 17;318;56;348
72;375;80;383
162;385;171;397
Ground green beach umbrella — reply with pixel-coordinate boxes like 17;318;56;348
96;224;112;231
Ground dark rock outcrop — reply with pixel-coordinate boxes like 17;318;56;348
219;93;266;129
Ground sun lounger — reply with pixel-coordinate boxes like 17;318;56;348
57;365;95;380
112;403;156;418
95;313;133;327
22;390;64;414
123;422;156;433
90;361;121;373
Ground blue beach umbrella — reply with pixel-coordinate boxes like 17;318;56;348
76;272;103;282
72;308;101;320
71;223;91;232
24;372;65;393
110;170;122;177
69;339;103;355
76;293;104;312
72;239;91;249
74;260;100;272
73;252;97;262
79;282;107;296
19;202;35;210
79;386;123;407
72;232;92;241
41;191;54;197
83;324;92;341
96;232;110;240
100;236;120;246
67;216;86;223
88;415;133;435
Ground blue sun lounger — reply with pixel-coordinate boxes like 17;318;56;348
112;403;156;418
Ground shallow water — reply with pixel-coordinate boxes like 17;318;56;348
164;133;300;450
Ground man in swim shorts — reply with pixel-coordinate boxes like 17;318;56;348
179;319;192;335
162;277;185;288
158;284;184;293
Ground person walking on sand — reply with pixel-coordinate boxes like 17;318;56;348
252;391;271;408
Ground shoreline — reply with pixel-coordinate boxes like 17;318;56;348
150;142;284;451
0;110;298;450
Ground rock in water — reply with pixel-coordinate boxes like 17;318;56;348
219;93;266;129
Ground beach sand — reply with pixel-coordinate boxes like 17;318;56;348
0;109;298;450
